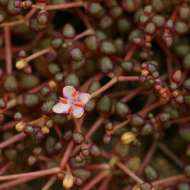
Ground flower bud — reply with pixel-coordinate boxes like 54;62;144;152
16;59;27;69
172;70;182;84
121;132;136;144
15;121;26;132
62;173;75;189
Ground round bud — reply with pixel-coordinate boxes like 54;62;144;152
115;101;130;117
41;100;55;113
37;11;48;25
140;183;152;190
62;24;76;38
99;15;113;29
73;132;84;144
100;41;116;54
141;123;153;136
85;99;96;112
48;63;60;74
145;22;156;34
85;35;97;50
64;73;79;87
4;75;18;91
114;38;124;53
90;145;100;157
24;125;34;135
54;142;62;151
117;18;131;34
51;38;63;49
28;155;37;166
97;96;112;113
99;56;113;73
54;73;64;81
89;81;101;93
96;30;107;41
144;165;158;181
131;114;144;126
121;60;134;72
70;48;83;62
122;0;141;12
46;120;53;128
175;21;188;34
174;43;190;57
19;74;39;89
179;5;190;20
40;86;50;96
127;156;141;172
86;2;104;17
158;112;170;122
144;5;152;13
24;94;39;107
152;15;165;27
110;6;122;18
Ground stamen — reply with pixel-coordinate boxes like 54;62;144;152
72;90;79;98
74;101;84;107
59;97;68;104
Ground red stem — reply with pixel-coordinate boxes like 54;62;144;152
152;174;190;187
116;162;144;184
0;167;60;181
60;141;74;169
97;177;111;190
158;142;184;168
85;118;104;140
137;141;157;175
4;26;12;74
0;162;12;175
41;176;57;190
45;1;84;11
0;132;26;149
81;171;109;190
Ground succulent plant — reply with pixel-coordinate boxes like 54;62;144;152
0;0;190;190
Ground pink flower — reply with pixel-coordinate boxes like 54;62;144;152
52;86;90;118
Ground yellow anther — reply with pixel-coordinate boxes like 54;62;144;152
16;59;28;69
41;126;50;134
141;69;149;77
121;132;136;145
62;173;75;189
48;80;57;89
15;121;26;132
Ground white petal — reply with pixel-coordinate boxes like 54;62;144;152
52;102;71;114
78;92;90;104
72;106;84;118
63;86;77;99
